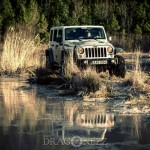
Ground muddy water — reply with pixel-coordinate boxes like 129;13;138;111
125;56;150;72
0;78;150;150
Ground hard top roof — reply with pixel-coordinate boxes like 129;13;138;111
50;25;104;30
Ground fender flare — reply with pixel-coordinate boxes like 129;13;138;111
114;47;123;54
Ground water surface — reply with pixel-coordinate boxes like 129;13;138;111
0;78;150;150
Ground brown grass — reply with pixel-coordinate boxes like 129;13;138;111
122;51;150;105
70;66;111;97
81;67;101;93
124;51;148;90
0;26;45;75
133;52;144;87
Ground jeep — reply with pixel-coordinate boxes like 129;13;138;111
46;25;126;78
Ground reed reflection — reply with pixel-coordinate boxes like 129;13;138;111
0;80;46;132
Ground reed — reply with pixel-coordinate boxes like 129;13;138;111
0;26;45;75
124;50;147;90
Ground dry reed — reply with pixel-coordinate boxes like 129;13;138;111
124;51;147;90
0;26;45;74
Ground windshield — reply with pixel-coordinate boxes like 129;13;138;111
65;27;106;40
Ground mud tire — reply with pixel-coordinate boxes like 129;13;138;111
109;55;126;78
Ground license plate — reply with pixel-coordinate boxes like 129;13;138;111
91;60;107;64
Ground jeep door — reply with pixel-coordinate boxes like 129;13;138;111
55;29;63;65
51;29;63;65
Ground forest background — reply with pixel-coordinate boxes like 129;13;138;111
0;0;149;52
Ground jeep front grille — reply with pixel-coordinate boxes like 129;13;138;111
85;47;107;58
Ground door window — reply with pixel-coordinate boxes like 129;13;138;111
54;30;57;41
50;30;53;41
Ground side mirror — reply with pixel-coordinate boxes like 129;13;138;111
56;36;62;43
108;36;112;41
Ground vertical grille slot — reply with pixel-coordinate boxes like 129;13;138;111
98;48;100;57
95;48;98;57
85;47;107;58
92;48;94;57
101;48;103;57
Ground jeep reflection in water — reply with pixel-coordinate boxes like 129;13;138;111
46;26;126;78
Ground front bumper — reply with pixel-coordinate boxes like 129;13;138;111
77;58;116;66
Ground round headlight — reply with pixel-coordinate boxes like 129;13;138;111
77;47;84;54
107;47;113;53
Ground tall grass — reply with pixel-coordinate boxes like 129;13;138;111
70;66;111;97
132;51;150;92
132;51;143;86
123;50;150;104
82;67;101;93
124;50;147;89
0;26;44;74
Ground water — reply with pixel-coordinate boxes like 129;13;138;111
0;78;150;150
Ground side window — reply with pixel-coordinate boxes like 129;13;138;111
54;30;57;41
58;29;63;42
50;30;53;41
58;29;62;38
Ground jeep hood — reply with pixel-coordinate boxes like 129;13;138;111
64;39;113;47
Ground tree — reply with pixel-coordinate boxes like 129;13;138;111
107;15;120;32
134;24;142;35
0;0;15;41
0;0;149;41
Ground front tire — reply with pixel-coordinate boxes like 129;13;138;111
114;55;126;78
45;49;54;70
109;55;126;78
46;56;52;69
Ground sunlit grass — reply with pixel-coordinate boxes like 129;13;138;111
124;51;148;90
122;51;150;105
0;26;45;75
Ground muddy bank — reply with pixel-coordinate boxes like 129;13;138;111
28;68;150;115
0;52;149;115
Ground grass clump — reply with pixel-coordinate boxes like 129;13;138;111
122;51;150;105
0;26;44;76
123;51;147;90
82;67;101;94
70;67;111;97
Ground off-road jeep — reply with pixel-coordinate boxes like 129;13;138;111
46;25;126;78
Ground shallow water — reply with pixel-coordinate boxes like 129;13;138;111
0;78;150;150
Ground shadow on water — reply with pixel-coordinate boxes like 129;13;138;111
0;78;150;150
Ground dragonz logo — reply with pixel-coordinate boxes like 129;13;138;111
43;136;108;148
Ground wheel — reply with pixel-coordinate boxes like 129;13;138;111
45;49;53;70
46;56;52;69
109;55;126;78
108;64;115;76
114;55;126;78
